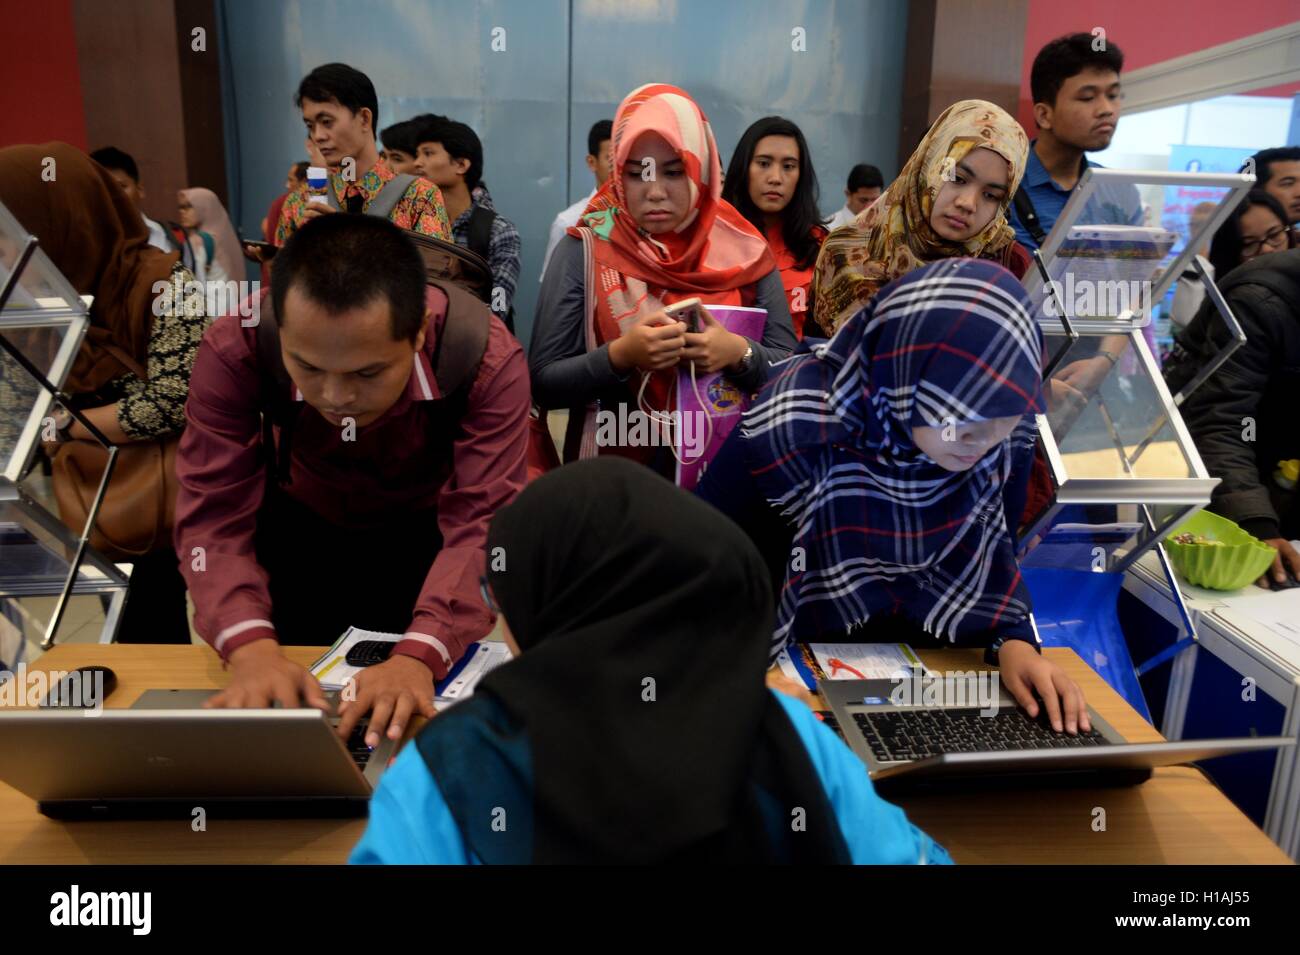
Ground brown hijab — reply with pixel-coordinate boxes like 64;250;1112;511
0;142;178;394
810;100;1028;335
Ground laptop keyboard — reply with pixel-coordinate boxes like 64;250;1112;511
333;719;374;767
852;708;1110;763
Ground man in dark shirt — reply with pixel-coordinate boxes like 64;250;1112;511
174;214;529;746
1168;248;1300;587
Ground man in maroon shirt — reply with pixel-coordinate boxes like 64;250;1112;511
174;214;529;747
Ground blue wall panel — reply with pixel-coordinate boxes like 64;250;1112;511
217;0;907;345
567;0;907;223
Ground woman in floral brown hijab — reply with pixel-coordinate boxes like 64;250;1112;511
810;100;1031;335
0;142;208;644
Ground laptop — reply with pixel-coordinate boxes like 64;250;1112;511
0;689;398;819
822;678;1293;794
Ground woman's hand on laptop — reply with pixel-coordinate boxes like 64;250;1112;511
204;640;330;712
996;640;1091;735
766;668;819;709
336;654;438;748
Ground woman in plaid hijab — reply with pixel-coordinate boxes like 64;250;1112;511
700;259;1090;735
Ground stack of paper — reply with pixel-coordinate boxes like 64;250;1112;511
1213;538;1300;651
775;643;926;689
808;643;926;681
309;627;513;708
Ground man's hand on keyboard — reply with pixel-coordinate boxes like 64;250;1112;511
204;639;330;712
336;653;438;748
997;640;1091;735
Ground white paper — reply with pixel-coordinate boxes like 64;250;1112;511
1220;588;1300;648
808;643;926;681
436;640;512;703
774;648;814;690
1216;542;1300;648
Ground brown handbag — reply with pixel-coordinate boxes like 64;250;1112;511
50;343;180;559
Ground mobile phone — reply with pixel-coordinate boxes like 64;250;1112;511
664;297;703;332
242;239;278;260
345;640;396;668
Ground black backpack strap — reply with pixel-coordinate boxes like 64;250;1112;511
1012;187;1047;249
465;205;496;262
464;208;516;330
253;298;301;485
323;172;416;218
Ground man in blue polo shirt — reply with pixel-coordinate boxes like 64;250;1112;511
1011;32;1145;415
1011;32;1141;249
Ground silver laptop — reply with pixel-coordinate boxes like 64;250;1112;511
823;678;1293;793
0;689;397;819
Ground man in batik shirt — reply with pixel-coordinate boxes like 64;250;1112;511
273;63;451;244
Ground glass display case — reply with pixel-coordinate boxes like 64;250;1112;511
0;198;129;650
1023;168;1255;331
1021;168;1254;575
1023;322;1220;571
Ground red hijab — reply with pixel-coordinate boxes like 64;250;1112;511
567;84;775;426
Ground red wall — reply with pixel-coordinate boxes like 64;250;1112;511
1018;0;1300;129
0;0;87;148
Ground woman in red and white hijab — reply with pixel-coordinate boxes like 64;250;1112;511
529;83;797;477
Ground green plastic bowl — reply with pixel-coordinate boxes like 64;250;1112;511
1165;510;1276;591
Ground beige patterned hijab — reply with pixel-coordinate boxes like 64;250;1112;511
811;100;1028;334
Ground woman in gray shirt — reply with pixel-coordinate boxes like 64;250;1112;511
529;83;796;477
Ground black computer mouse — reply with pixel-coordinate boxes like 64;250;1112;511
1267;569;1300;591
39;665;116;708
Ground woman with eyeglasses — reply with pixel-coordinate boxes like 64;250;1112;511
1210;189;1294;277
1170;190;1294;331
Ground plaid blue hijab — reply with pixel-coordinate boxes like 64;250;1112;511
741;259;1044;655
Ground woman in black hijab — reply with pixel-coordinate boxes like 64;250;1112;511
352;457;951;864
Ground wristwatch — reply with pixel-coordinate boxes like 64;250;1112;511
733;343;754;374
50;407;74;443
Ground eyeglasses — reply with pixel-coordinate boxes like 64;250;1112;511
479;575;499;616
1242;226;1290;257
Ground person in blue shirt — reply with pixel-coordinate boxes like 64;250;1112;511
1010;32;1142;412
1009;32;1140;251
352;456;952;865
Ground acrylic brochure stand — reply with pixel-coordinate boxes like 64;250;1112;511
0;198;130;650
1018;169;1254;707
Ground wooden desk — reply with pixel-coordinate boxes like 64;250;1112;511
0;645;1290;864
